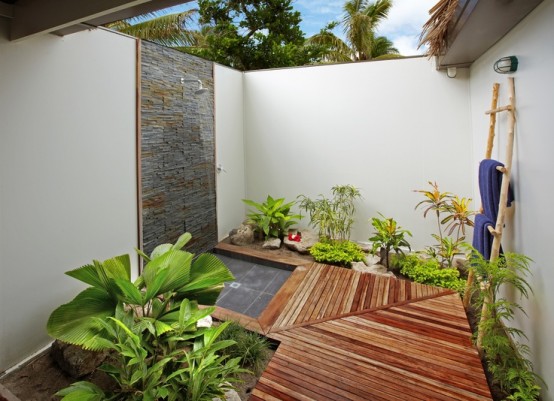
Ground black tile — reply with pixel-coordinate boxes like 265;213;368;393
216;284;232;302
239;265;278;292
216;285;261;314
215;254;255;281
244;292;274;318
264;269;291;295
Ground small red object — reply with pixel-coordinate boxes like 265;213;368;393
288;233;302;242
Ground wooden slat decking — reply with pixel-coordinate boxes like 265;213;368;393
212;256;492;401
266;263;452;333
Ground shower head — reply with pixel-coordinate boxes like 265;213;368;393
195;81;208;95
181;78;208;95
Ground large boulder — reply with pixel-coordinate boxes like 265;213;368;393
283;230;318;254
50;340;108;379
229;224;255;246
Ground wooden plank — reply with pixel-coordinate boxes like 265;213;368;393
215;241;309;267
274;328;490;401
343;270;361;312
276;337;459;401
200;305;263;334
258;265;309;333
270;263;322;330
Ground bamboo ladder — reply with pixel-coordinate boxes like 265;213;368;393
462;77;516;350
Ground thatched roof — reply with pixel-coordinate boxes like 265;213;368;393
418;0;460;57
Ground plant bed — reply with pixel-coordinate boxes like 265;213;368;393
0;344;274;401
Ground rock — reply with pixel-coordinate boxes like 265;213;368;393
283;230;318;254
213;389;241;401
352;262;395;277
351;261;371;273
50;340;108;379
365;253;381;266
263;237;282;249
453;257;468;271
197;315;213;328
229;224;254;246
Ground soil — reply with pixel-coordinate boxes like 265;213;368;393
0;347;274;401
220;236;315;264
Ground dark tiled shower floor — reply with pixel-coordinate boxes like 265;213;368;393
214;253;292;318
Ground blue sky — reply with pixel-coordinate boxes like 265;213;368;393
160;0;438;56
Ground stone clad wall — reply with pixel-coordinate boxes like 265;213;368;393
141;41;217;255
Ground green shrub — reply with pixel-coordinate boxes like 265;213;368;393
48;233;244;401
369;213;412;269
470;251;544;399
298;184;361;241
398;254;465;293
243;195;301;239
310;240;365;267
218;321;270;375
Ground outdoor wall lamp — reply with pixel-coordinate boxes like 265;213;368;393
493;56;518;74
446;67;457;78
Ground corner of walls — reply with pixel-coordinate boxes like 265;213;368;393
214;64;247;240
469;0;554;396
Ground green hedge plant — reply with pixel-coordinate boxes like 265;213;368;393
397;254;465;293
309;240;365;267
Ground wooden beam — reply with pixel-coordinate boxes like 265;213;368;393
11;0;151;41
0;2;14;19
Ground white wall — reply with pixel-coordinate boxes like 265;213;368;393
214;65;246;240
243;58;473;248
0;25;138;372
469;0;554;395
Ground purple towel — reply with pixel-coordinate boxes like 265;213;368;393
479;159;515;221
473;214;496;261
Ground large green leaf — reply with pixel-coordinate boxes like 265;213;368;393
172;232;192;250
55;381;106;401
178;284;225;305
113;278;144;306
47;287;117;350
102;254;131;281
180;253;234;292
142;249;192;295
65;264;104;289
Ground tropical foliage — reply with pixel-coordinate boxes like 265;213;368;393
469;250;543;400
196;0;323;70
369;213;412;269
414;181;475;267
243;195;301;239
48;233;243;400
107;10;199;47
306;0;399;62
298;184;362;241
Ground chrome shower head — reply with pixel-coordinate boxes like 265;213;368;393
181;78;208;95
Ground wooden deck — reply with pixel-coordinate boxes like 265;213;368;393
213;249;492;400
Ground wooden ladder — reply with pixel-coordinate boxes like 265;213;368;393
462;77;516;349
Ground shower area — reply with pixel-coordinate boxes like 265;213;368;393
140;41;217;255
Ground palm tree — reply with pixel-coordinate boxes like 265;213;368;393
106;10;198;47
307;0;398;62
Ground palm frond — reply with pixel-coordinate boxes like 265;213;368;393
111;10;199;47
419;0;459;57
